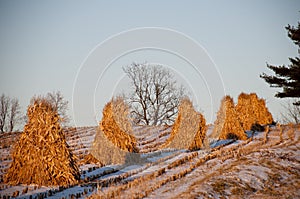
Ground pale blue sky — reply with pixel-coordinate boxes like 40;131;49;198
0;0;299;126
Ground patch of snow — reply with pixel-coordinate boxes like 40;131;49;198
81;165;119;179
146;151;177;162
210;139;236;148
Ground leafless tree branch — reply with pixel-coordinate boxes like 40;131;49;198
8;98;21;132
0;94;10;133
0;94;23;132
281;100;300;124
123;62;185;126
46;91;70;126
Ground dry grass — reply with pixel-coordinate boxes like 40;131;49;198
86;124;299;198
236;92;273;130
161;98;207;150
287;123;295;141
91;97;139;165
0;132;21;149
167;152;198;170
212;95;247;140
263;125;270;144
4;98;80;186
277;123;284;142
90;152;201;199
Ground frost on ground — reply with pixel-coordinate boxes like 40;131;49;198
146;126;300;199
92;125;300;199
0;125;299;199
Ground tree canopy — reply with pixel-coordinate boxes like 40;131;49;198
260;22;300;105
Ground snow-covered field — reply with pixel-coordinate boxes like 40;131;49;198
0;125;299;198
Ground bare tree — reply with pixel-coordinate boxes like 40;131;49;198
46;91;70;126
0;94;23;132
0;94;10;133
281;100;300;124
8;98;21;132
123;63;185;126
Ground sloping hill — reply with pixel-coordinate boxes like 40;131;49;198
0;125;299;199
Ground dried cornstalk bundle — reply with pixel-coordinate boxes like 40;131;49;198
4;98;80;186
100;97;138;152
91;97;139;165
112;97;133;136
91;127;127;165
162;98;207;150
79;153;103;166
212;96;247;140
189;113;207;150
236;92;273;130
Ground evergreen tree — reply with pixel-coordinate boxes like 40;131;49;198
260;22;300;105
